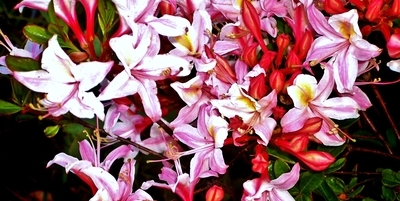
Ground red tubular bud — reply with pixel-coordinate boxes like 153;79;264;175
348;0;367;11
214;53;237;83
242;42;259;68
295;151;335;171
293;29;313;61
249;74;268;100
206;185;224;201
269;70;284;93
242;0;268;53
365;0;383;22
159;0;176;16
387;33;400;58
259;50;276;71
324;0;349;14
388;0;400;17
275;34;290;66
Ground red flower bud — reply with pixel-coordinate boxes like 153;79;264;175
206;185;224;201
242;42;259;68
249;74;268;100
324;0;349;15
348;0;367;11
281;117;323;140
388;0;400;17
269;70;285;93
159;0;176;16
295;151;335;171
242;0;268;53
293;29;313;61
275;34;290;66
214;53;237;83
387;33;400;58
365;0;383;22
259;50;276;71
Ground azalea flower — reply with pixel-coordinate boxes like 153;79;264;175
305;4;381;93
281;68;360;146
173;105;229;177
98;24;193;122
47;139;151;201
13;35;113;120
242;163;300;201
211;83;277;146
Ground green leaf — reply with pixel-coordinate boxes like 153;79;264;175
23;25;52;44
6;55;41;72
385;129;398;148
348;177;358;189
44;125;60;138
11;77;32;106
324;158;346;174
273;159;290;179
0;99;22;114
325;176;345;195
317;143;346;157
299;171;324;195
295;194;312;201
382;169;400;187
348;185;364;198
268;145;296;164
315;179;340;201
62;122;90;157
381;185;395;201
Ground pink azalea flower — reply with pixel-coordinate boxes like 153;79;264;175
98;24;193;122
211;83;277;146
141;167;200;201
169;9;216;72
47;140;150;200
259;0;288;37
173;105;229;176
242;163;300;201
281;68;360;146
305;4;381;93
13;35;113;120
103;102;145;140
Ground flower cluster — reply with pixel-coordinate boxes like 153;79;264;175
1;0;400;200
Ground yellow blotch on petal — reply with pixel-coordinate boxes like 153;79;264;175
296;82;315;107
338;21;355;39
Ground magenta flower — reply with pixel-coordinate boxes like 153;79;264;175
305;4;381;93
211;83;277;145
281;68;360;146
98;24;192;122
242;163;300;201
47;140;150;200
13;35;113;120
173;105;229;176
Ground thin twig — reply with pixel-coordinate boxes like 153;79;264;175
332;171;381;176
372;85;400;141
348;145;400;161
360;111;393;154
76;118;167;159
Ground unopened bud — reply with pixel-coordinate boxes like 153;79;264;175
324;0;349;14
269;70;285;93
242;42;259;68
296;151;335;171
275;34;290;67
206;185;224;201
365;0;383;22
